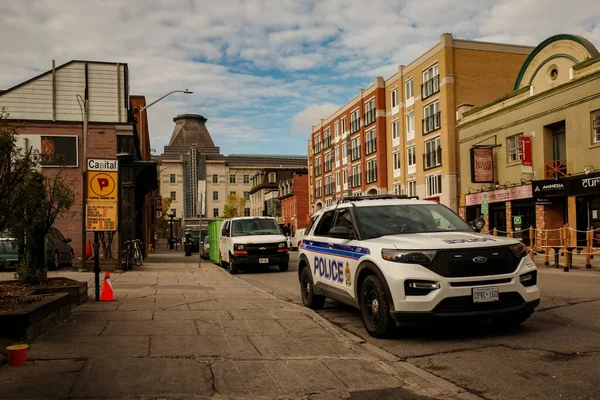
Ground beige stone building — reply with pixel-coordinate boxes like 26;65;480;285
457;34;600;248
155;114;306;235
383;33;533;210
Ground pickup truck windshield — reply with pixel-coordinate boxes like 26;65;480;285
355;204;473;239
231;219;281;236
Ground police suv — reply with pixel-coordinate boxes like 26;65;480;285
297;195;540;338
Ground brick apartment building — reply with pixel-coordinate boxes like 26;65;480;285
458;34;600;247
0;60;157;264
250;168;307;217
311;77;388;211
309;33;533;212
278;169;309;234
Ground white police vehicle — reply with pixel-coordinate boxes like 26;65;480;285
297;195;540;338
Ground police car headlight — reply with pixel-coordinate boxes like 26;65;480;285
234;244;246;251
278;242;287;249
510;243;527;259
381;249;437;265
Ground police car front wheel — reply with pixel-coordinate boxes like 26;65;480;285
359;275;394;338
300;267;325;309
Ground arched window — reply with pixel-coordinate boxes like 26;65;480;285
268;172;277;183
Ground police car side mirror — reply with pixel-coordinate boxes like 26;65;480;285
472;218;485;233
329;226;352;239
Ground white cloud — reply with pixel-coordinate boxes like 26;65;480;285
291;103;341;135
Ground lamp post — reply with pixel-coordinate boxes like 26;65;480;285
168;210;175;250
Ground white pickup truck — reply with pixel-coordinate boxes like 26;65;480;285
218;216;290;274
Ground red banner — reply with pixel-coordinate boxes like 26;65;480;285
521;136;532;171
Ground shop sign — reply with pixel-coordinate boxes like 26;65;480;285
87;172;118;200
470;147;495;183
465;185;532;206
521;136;533;173
568;173;600;196
88;158;118;171
532;179;567;198
155;195;163;211
535;198;553;206
86;200;118;231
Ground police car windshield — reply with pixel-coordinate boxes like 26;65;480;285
231;219;281;236
355;204;472;239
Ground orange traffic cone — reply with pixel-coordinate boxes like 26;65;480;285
85;240;92;259
100;272;116;301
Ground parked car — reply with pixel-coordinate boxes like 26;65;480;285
200;236;210;260
0;232;19;267
45;227;74;269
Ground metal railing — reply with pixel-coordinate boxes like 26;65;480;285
349;173;362;188
351;145;361;161
365;139;377;155
421;75;440;99
423;148;442;170
545;159;568;179
364;109;376;126
366;168;378;184
422;112;441;135
350;119;360;134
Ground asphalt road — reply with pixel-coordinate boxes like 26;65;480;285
237;252;600;400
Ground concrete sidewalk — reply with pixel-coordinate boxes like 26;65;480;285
0;251;477;400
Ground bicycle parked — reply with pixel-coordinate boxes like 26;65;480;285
121;239;144;271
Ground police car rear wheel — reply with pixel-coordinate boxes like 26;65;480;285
360;275;393;338
300;267;325;309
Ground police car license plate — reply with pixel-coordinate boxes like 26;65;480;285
259;258;269;264
472;286;499;303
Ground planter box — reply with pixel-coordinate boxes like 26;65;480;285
33;278;88;306
0;293;70;340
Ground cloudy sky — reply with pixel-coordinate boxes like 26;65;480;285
1;0;599;156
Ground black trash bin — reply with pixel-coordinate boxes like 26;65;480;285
184;235;193;257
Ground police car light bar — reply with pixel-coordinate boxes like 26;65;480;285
338;194;419;204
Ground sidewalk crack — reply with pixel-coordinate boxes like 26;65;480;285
67;359;87;396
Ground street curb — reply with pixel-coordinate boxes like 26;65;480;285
230;269;482;400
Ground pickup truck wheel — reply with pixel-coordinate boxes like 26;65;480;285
300;267;325;309
278;263;289;272
359;275;393;338
228;256;239;274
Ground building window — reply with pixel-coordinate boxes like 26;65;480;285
314;134;322;153
392;120;400;141
391;88;398;108
407;145;416;174
324;151;332;172
336;172;341;190
393;183;401;195
365;129;377;155
244;208;250;216
392;151;400;172
229;191;236;196
592;110;600;143
406;112;415;141
268;172;276;183
213;191;218;201
407;180;417;197
244;191;250;201
341;142;347;161
334;122;339;139
350;164;362;188
212;174;218;184
213;208;219;217
422;63;439;99
423;100;441;134
325;175;333;196
350;109;360;133
324;128;331;149
170;191;176;200
426;174;442;197
315;156;322;176
366;158;377;184
424;137;442;170
405;79;414;100
365;99;376;126
507;134;523;163
315;179;322;198
243;174;250;184
351;137;361;161
342;169;348;186
169;174;176;183
341;116;347;133
228;174;236;184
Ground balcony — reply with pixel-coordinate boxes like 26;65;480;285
323;136;331;149
366;168;378;184
351;146;361;161
365;139;377;155
349;173;362;188
423;148;442;170
421;75;440;99
545;159;568;179
364;109;376;126
422;112;441;135
350;119;360;134
324;182;336;196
